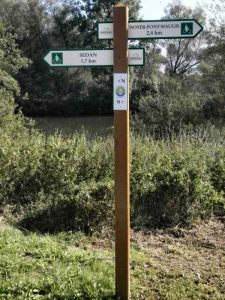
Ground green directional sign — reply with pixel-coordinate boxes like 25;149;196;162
97;19;203;40
44;49;145;67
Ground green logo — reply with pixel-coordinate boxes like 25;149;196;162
181;22;193;35
52;53;63;64
116;86;126;97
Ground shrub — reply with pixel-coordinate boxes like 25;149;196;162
131;136;221;228
0;129;224;232
0;130;114;233
210;147;225;216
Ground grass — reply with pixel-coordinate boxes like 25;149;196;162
0;219;225;299
0;224;114;299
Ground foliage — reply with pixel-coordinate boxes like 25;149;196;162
134;76;205;134
199;1;225;124
0;221;225;299
0;129;224;232
210;147;225;216
131;134;223;228
130;42;163;113
0;0;143;116
0;225;115;299
161;0;206;79
0;0;224;133
0;23;29;127
0;130;114;234
0;0;225;234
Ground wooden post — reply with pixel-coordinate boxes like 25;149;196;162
113;4;130;300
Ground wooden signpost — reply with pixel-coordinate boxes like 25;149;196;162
44;3;203;299
99;8;202;299
113;5;130;300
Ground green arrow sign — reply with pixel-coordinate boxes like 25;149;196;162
44;48;145;67
97;19;203;40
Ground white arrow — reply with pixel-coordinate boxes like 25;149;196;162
44;49;145;67
98;19;203;40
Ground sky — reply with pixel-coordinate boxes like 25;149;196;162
139;0;209;19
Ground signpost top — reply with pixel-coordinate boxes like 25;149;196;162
98;18;203;40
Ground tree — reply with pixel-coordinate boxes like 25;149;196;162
198;0;225;123
0;0;143;117
161;0;206;79
0;0;56;115
130;41;163;113
132;1;208;133
0;23;30;128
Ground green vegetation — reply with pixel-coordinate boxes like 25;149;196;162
0;220;225;299
0;0;142;117
131;131;225;228
0;224;115;299
0;0;225;298
0;23;30;131
1;129;224;232
0;0;224;128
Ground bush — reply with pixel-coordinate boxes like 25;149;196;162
0;130;114;233
0;128;224;232
210;147;225;216
131;136;222;228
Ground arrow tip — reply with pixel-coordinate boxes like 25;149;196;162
43;52;51;65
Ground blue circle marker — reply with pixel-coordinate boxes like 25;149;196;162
116;86;126;97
